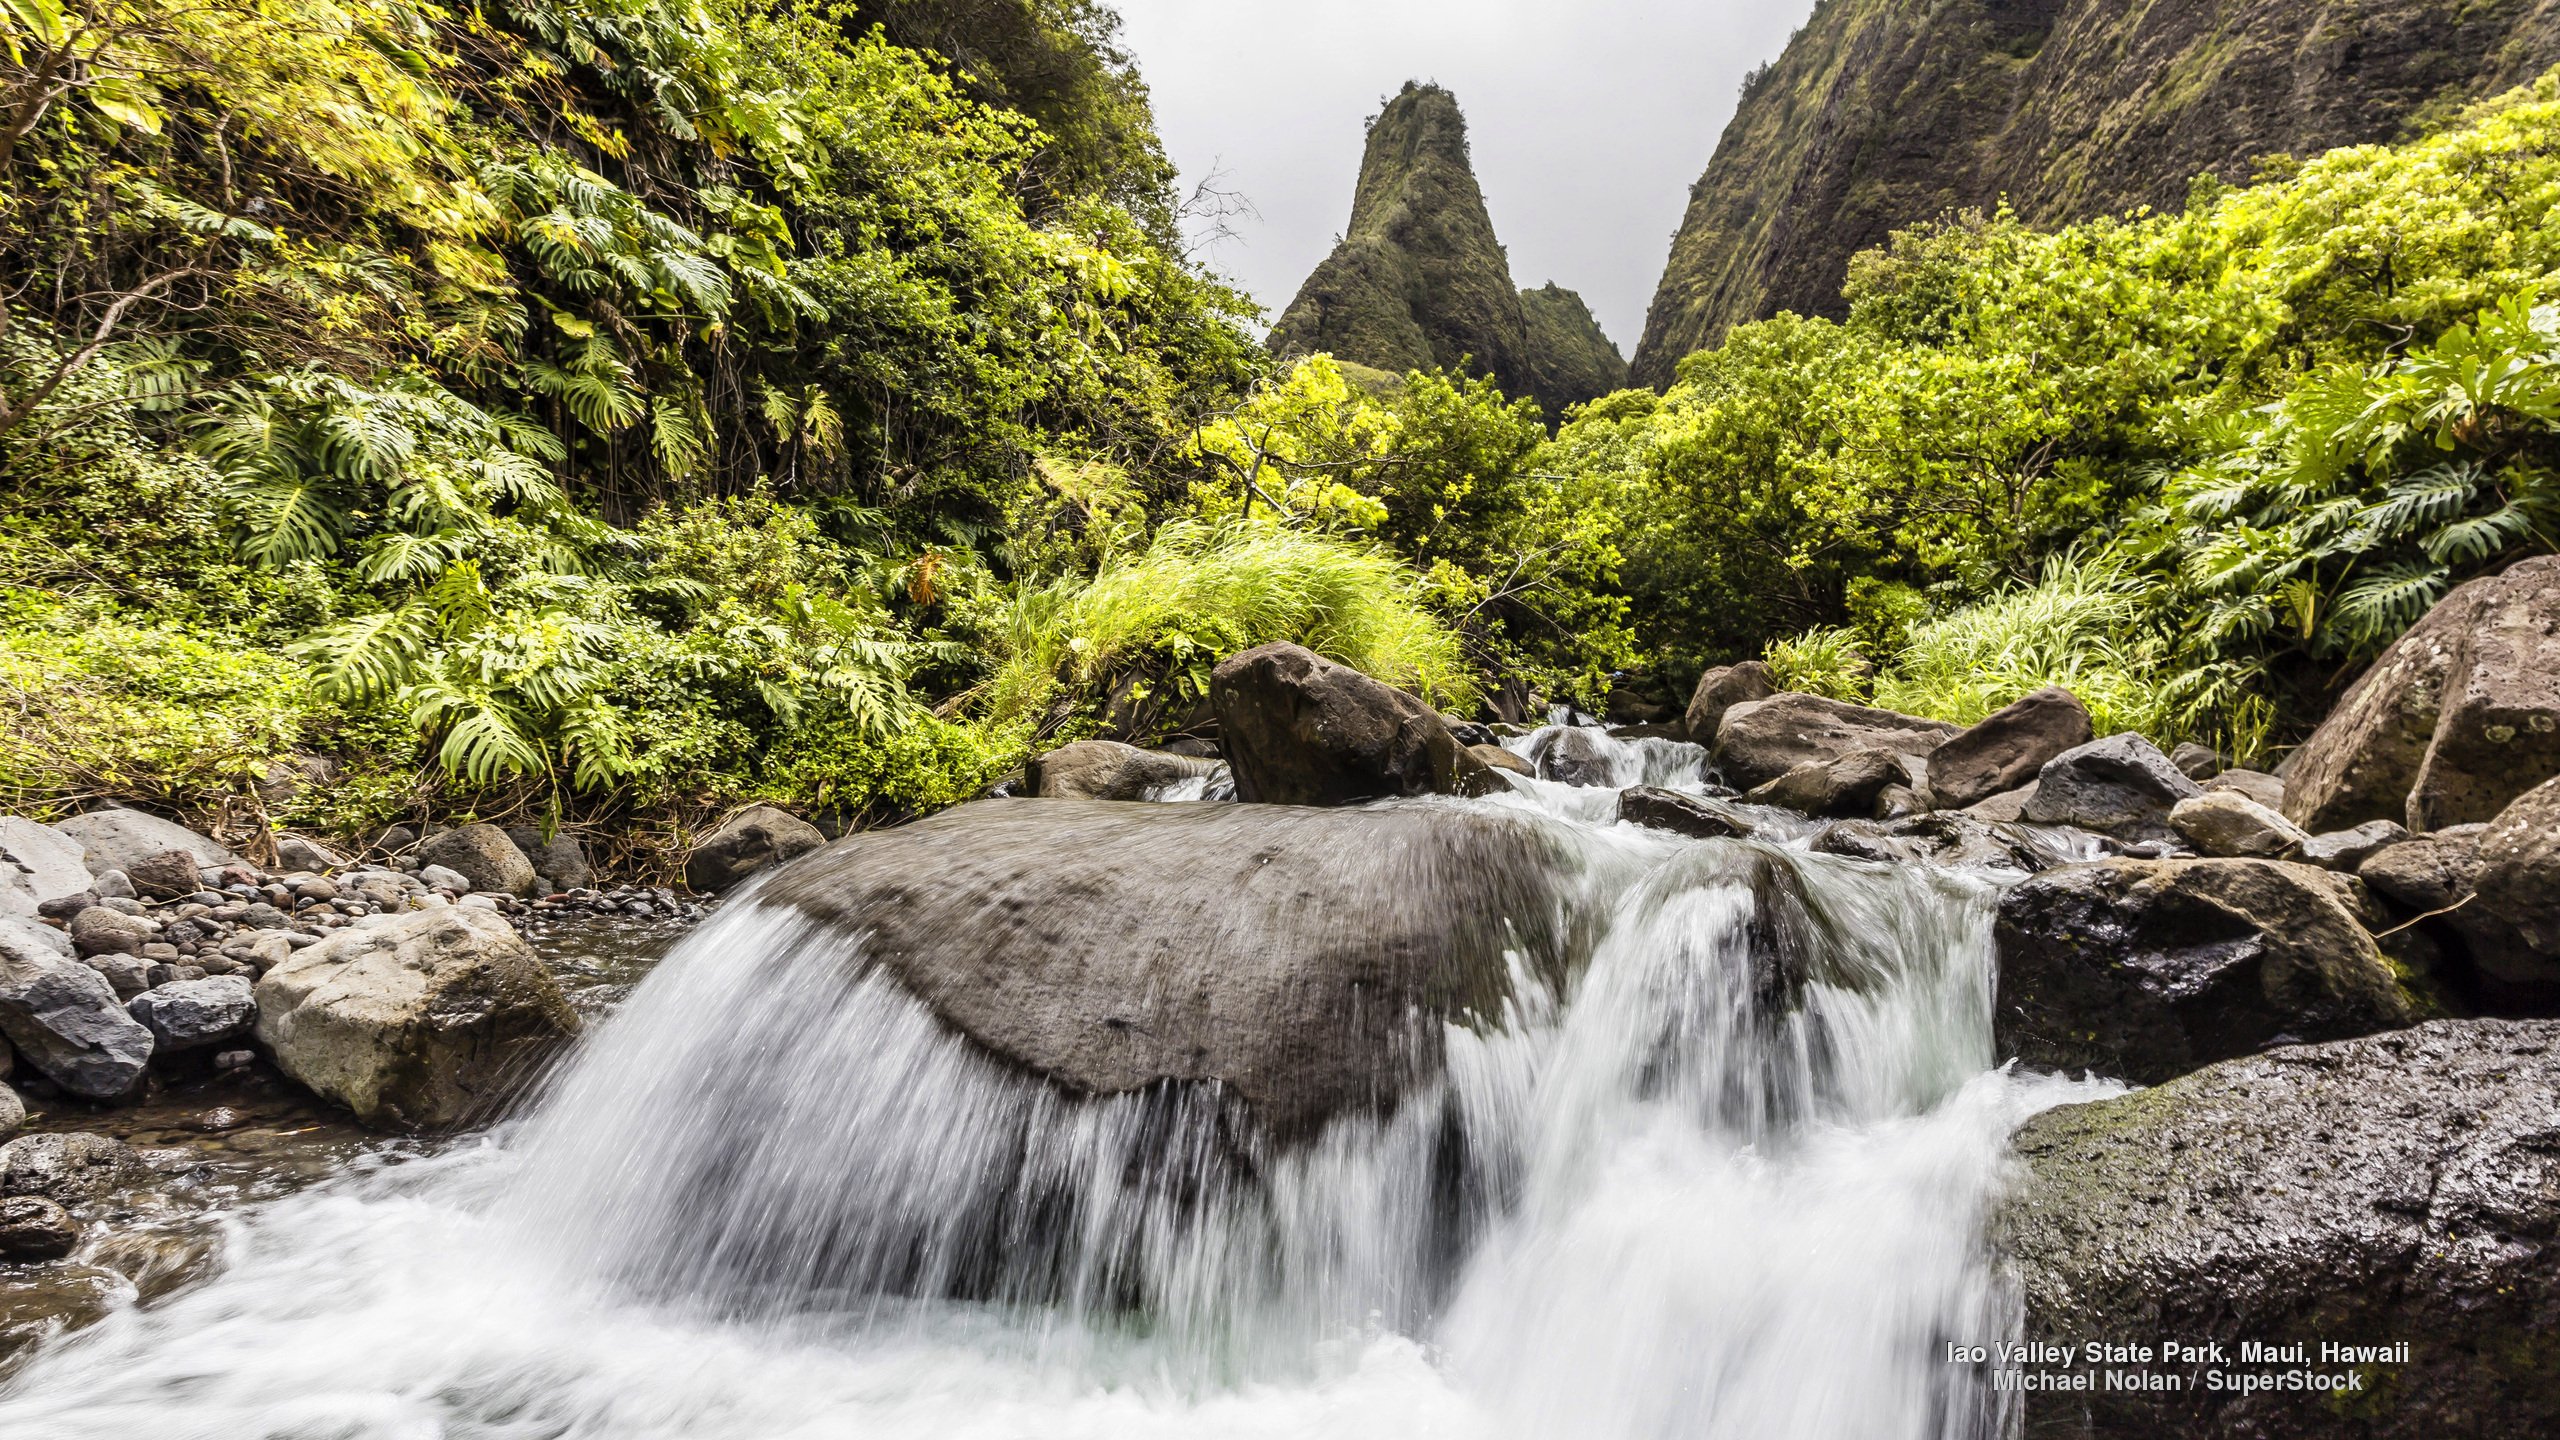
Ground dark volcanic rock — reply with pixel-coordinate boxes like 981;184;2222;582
1744;746;1906;818
1211;642;1493;806
0;923;154;1100
685;804;826;893
1711;692;1957;792
1536;727;1616;786
0;1131;138;1202
2357;830;2485;912
0;1193;78;1259
416;823;538;898
1682;661;1775;747
1027;740;1221;801
2021;733;2203;844
1994;858;2416;1083
1926;687;2093;811
127;974;257;1052
1618;786;1752;840
761;799;1586;1140
2459;775;2560;996
2285;555;2560;833
2300;819;2409;872
2004;1020;2560;1439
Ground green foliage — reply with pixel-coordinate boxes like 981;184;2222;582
759;712;1026;825
1761;626;1868;703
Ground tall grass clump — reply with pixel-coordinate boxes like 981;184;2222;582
988;520;1477;727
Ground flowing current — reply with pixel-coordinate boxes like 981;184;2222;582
0;727;2111;1439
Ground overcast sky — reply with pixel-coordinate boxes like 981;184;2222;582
1108;1;1819;352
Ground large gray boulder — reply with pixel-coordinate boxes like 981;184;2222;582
2283;555;2560;834
255;907;578;1128
416;823;537;897
1711;692;1958;792
2459;775;2560;996
0;918;153;1099
760;799;1584;1139
1925;687;2093;810
2021;733;2203;843
685;804;825;893
1210;642;1495;806
2004;1020;2560;1439
128;974;257;1052
0;817;93;917
1026;740;1221;801
1744;746;1906;818
1994;858;2416;1083
1682;661;1775;746
50;807;236;877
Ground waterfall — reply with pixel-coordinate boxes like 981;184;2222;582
0;729;2114;1439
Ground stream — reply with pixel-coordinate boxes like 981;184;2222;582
0;728;2117;1439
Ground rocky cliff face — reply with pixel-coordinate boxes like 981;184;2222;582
1630;0;2560;386
1270;84;1624;416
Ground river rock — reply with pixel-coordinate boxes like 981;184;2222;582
2458;776;2560;996
1027;740;1221;801
2299;819;2408;871
128;975;257;1052
2166;790;2308;859
51;807;237;877
67;905;149;957
761;799;1585;1140
1711;692;1958;792
503;828;594;892
2169;741;2227;779
1993;858;2416;1083
272;834;345;874
0;1195;78;1259
2204;768;2286;810
86;953;150;1001
0;1131;138;1201
2020;733;2203;844
0;817;93;917
123;848;202;901
1683;661;1775;746
416;824;537;898
685;805;826;893
1471;743;1534;778
255;907;578;1129
2284;556;2560;833
2356;830;2484;912
1210;642;1494;806
1744;746;1906;818
2004;1019;2560;1439
0;923;154;1099
1618;786;1752;839
1925;687;2094;810
1537;727;1620;786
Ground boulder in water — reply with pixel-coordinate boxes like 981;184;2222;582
1027;739;1220;800
1537;727;1616;786
1470;743;1533;778
2021;733;2202;843
1744;746;1906;817
1925;687;2093;810
1618;786;1752;839
0;919;154;1100
1994;857;2416;1083
1682;661;1775;746
0;1131;137;1202
2283;555;2560;833
51;807;236;877
1210;642;1494;806
760;798;1584;1139
2003;1019;2560;1439
255;907;578;1129
0;1193;74;1260
1711;692;1958;791
685;805;825;893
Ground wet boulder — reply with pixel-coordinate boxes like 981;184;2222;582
685;805;826;893
2283;555;2560;833
1026;739;1221;800
1210;642;1494;806
1994;858;2417;1083
255;907;578;1129
1711;692;1958;792
0;1131;138;1202
1925;687;2093;811
2003;1019;2560;1440
128;974;257;1053
0;918;154;1100
1618;786;1752;840
0;817;93;917
0;1194;78;1260
1537;726;1617;786
1470;743;1534;778
2167;790;2308;859
2021;733;2203;844
2458;776;2560;996
761;799;1585;1140
1744;746;1906;818
1682;661;1775;746
417;823;537;898
50;807;237;878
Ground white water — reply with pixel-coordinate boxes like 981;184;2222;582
0;726;2114;1439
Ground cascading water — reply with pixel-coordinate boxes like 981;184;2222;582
0;726;2113;1439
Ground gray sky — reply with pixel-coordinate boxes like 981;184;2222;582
1108;0;1819;352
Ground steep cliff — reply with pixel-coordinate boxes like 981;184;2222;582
1271;84;1621;415
1630;0;2560;386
